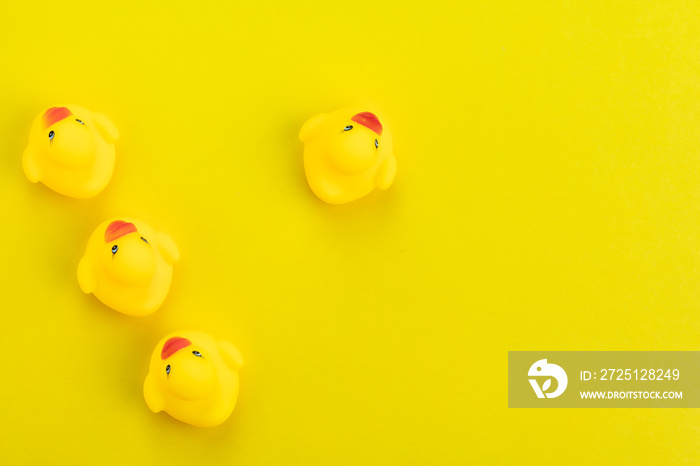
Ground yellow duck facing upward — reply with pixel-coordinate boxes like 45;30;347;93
143;330;243;428
23;104;119;199
77;218;179;316
300;107;397;204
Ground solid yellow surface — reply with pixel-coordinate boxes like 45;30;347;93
1;1;699;464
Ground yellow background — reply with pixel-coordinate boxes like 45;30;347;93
1;1;699;464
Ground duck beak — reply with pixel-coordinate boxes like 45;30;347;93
161;337;192;359
42;107;73;129
104;220;138;243
351;112;383;136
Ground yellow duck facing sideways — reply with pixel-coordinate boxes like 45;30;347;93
23;105;118;198
143;330;243;427
77;218;179;316
300;107;397;204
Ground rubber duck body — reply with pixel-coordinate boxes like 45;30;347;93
143;330;243;427
77;218;179;316
300;107;397;204
23;105;118;198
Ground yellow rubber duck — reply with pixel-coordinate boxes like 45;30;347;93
300;107;397;204
22;104;118;198
143;330;243;427
77;218;179;316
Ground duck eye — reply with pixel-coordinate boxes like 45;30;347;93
111;245;118;254
192;351;202;357
375;139;379;148
140;237;148;244
48;131;54;140
344;125;353;131
165;365;171;374
76;119;84;124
